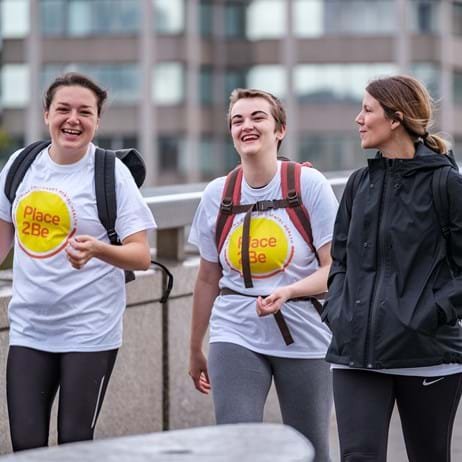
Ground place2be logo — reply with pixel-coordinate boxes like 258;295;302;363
14;188;77;259
225;216;294;279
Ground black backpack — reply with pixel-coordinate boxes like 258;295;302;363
4;140;172;302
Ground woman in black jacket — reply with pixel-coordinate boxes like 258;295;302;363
324;75;462;462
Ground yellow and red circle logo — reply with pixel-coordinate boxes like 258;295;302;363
224;217;294;278
14;189;76;258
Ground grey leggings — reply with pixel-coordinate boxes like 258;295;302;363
208;342;333;462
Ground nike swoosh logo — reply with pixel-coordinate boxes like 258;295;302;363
422;377;445;386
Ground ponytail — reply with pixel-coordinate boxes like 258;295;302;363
424;133;449;155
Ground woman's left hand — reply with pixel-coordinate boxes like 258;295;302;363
256;286;291;317
65;235;100;269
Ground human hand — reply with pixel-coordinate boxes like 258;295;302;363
65;235;101;270
189;350;211;394
256;286;291;317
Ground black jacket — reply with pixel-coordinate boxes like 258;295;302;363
323;142;462;369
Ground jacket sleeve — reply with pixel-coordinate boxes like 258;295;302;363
434;169;462;323
328;170;362;285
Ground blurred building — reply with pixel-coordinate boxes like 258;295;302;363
1;0;462;185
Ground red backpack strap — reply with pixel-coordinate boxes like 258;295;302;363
215;166;243;254
280;161;319;261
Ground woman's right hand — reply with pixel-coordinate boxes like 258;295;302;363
189;349;211;394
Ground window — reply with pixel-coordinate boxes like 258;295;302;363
153;62;184;106
409;0;440;34
1;0;29;38
411;63;440;99
42;64;139;105
224;2;246;38
200;67;213;105
454;70;462;106
298;134;365;172
294;63;397;104
247;66;287;99
1;64;29;108
154;0;184;34
224;69;247;101
246;0;286;40
158;136;185;175
41;0;139;37
294;0;395;37
454;2;462;36
199;0;213;38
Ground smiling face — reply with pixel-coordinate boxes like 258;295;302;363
355;91;396;151
44;85;99;163
229;97;286;158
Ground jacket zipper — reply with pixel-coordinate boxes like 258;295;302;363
364;161;391;368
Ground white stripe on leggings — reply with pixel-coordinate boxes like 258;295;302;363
90;375;105;429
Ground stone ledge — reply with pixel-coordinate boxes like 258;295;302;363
0;424;314;462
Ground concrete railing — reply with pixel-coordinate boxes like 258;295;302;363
0;175;349;455
0;424;314;462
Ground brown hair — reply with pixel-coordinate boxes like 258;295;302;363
227;88;286;149
43;72;107;116
366;75;448;154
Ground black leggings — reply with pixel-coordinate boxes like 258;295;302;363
6;346;118;452
333;369;462;462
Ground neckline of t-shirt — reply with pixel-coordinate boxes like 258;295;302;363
43;144;94;172
241;162;281;195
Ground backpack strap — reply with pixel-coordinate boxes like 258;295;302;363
280;161;318;260
345;167;366;215
94;148;118;246
215;166;243;254
4;140;51;204
432;165;452;240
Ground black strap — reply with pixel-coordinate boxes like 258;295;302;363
4;140;51;204
95;148;118;245
151;260;174;304
432;166;452;240
220;287;294;345
345;167;366;215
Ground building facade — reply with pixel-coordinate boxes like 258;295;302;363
1;0;462;185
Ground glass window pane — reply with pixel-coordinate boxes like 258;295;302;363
454;71;462;106
411;63;440;99
298;134;364;171
199;0;213;38
454;2;462;36
154;62;184;105
1;0;29;38
294;0;395;37
247;0;286;40
42;64;139;105
1;64;29;108
200;67;213;105
224;70;247;101
409;0;440;34
247;65;286;99
224;3;246;38
294;63;397;104
154;0;184;34
68;0;93;37
41;0;66;36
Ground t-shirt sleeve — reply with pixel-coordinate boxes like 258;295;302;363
0;149;24;223
188;177;224;263
301;167;339;250
114;159;156;241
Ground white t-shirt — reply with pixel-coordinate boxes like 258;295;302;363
0;143;156;352
189;161;339;358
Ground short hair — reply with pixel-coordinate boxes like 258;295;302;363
43;72;107;116
227;88;286;150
